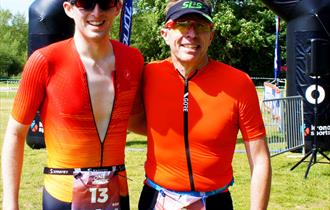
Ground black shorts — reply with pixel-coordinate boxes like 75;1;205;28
42;188;130;210
138;184;233;210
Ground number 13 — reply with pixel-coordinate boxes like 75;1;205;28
89;188;109;203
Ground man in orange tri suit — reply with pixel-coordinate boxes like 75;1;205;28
1;0;143;209
129;0;271;209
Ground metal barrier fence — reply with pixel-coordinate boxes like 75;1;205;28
262;96;305;157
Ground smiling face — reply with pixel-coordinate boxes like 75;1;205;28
63;1;121;42
161;14;214;70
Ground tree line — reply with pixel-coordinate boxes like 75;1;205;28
0;9;27;77
0;0;286;78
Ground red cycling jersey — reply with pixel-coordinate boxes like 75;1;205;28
11;38;144;202
143;58;266;192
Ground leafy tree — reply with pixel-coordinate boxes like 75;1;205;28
0;1;286;78
0;41;22;77
210;0;286;76
0;9;28;77
130;0;169;61
130;0;286;77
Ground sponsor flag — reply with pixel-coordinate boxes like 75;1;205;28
119;0;133;45
274;16;281;82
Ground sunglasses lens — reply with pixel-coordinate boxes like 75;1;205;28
174;21;190;34
75;0;94;10
170;20;212;34
99;0;117;10
74;0;117;10
195;22;212;33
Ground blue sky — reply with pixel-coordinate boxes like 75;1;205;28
1;0;35;19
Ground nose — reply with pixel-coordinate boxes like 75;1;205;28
91;3;102;15
185;25;197;38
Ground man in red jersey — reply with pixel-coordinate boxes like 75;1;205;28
129;0;271;209
1;0;143;209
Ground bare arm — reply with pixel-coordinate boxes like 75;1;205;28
128;84;147;135
2;116;29;210
244;138;272;210
128;111;147;135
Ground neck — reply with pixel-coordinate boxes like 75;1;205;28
73;33;113;61
172;55;209;77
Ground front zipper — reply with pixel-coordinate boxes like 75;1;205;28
84;70;116;167
181;70;198;191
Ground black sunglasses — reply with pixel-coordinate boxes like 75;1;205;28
69;0;119;11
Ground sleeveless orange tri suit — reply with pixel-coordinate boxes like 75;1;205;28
143;58;266;192
11;38;144;202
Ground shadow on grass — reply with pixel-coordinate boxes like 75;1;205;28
126;140;147;147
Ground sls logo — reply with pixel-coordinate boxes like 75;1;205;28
182;1;203;9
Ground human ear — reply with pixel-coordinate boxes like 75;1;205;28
160;28;170;46
209;30;215;45
113;1;123;16
63;1;74;19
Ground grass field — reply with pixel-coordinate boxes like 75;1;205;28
0;87;330;209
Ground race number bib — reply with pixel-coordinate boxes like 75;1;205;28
72;169;121;210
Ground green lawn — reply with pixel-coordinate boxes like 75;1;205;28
0;132;329;209
1;88;330;209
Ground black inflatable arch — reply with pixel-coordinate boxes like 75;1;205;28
262;0;330;150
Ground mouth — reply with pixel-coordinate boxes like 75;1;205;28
88;20;106;27
181;44;199;50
